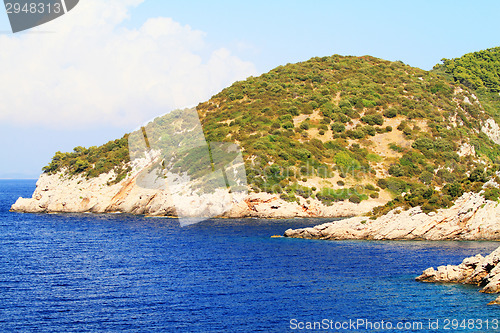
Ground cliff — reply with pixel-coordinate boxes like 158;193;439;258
11;170;384;219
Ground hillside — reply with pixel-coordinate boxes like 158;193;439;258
434;47;500;121
39;54;500;217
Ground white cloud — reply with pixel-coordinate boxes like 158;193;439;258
0;0;257;129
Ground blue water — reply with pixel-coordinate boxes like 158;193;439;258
1;180;500;332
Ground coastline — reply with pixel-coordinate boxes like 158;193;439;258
12;172;500;242
284;191;500;241
10;171;384;219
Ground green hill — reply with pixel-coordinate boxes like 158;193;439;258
43;54;500;216
434;47;500;120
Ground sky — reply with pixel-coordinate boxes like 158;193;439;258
0;0;499;178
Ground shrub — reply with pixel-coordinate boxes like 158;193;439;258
412;137;434;151
422;203;436;214
419;171;434;184
471;182;483;192
280;193;296;202
334;151;361;172
74;159;89;173
366;153;382;162
402;127;413;137
469;167;487;183
383;107;398;118
377;179;388;189
385;178;410;194
397;121;408;131
331;122;345;133
349;194;361;203
362;99;377;108
484;188;500;201
443;182;463;198
365;184;377;191
317;187;365;205
346;129;365;139
436;169;455;183
361;114;384;126
362;126;376;136
288;106;299;116
296;186;312;198
388;164;404;177
293;148;312;161
389;143;404;152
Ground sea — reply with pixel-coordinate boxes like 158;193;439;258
1;179;500;332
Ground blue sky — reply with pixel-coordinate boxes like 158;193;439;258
0;0;499;178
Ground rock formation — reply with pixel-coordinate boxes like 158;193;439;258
416;247;500;305
10;171;382;219
284;192;500;240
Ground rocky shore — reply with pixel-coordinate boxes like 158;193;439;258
284;191;500;240
10;171;382;219
416;247;500;305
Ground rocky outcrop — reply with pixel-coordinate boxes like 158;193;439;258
10;171;382;219
457;142;476;157
416;247;500;305
284;192;500;240
10;171;177;216
482;118;500;146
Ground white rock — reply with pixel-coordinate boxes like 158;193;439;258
285;192;500;241
417;247;500;304
11;169;384;219
482;118;500;146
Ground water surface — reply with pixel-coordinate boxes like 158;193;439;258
1;180;500;332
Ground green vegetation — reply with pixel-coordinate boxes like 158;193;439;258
436;47;500;92
197;56;461;203
434;47;500;121
43;136;131;184
316;187;368;206
373;166;500;216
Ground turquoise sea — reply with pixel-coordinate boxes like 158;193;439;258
1;179;500;332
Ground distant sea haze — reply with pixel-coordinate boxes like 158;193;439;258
1;180;500;332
